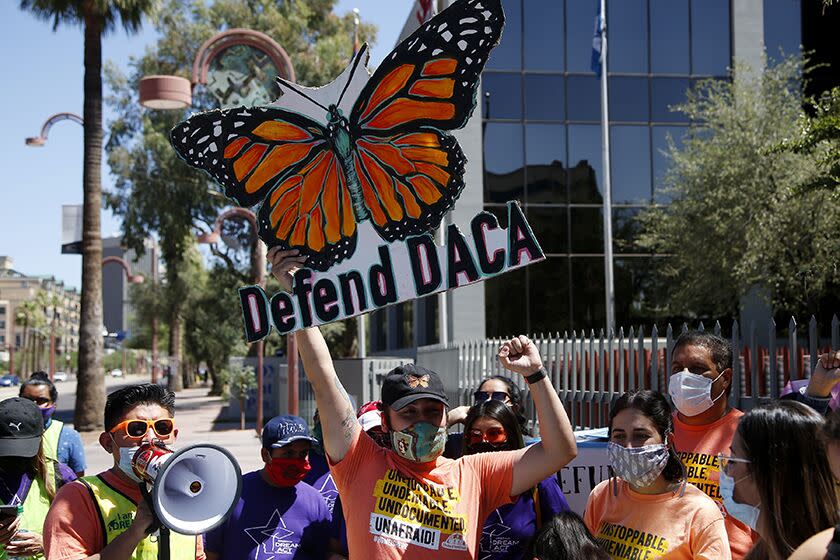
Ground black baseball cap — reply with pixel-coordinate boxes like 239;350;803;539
0;398;44;458
381;364;449;411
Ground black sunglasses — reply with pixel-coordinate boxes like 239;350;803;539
473;391;510;404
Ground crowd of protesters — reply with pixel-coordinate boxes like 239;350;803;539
0;246;837;559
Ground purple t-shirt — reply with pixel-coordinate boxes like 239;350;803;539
205;470;331;560
478;475;569;560
307;450;347;553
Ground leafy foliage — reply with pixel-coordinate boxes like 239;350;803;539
639;57;840;319
184;265;248;394
106;0;375;374
777;87;840;192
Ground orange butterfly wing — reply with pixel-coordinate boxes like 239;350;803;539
348;0;504;241
171;107;331;208
256;145;359;271
171;107;359;270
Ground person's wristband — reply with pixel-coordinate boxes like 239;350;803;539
525;368;547;384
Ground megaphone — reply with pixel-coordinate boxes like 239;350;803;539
131;441;242;535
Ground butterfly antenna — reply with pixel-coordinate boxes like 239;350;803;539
337;43;369;107
275;77;330;112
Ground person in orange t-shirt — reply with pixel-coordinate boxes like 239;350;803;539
267;248;578;560
668;332;758;559
584;390;730;560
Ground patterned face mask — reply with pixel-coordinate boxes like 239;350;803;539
607;441;670;488
390;422;447;463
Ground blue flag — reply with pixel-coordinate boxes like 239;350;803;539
591;4;603;76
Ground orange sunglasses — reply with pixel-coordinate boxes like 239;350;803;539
109;418;176;439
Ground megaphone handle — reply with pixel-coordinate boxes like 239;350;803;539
158;527;171;560
137;483;171;560
138;483;163;536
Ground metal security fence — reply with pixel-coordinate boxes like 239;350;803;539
416;315;840;432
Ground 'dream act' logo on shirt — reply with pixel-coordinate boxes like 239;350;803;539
245;510;300;556
595;522;669;559
676;451;722;502
369;469;468;551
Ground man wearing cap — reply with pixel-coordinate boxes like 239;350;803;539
204;415;332;560
268;248;578;559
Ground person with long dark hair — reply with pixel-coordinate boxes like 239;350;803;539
20;372;86;477
445;375;535;458
462;400;568;560
584;390;730;559
0;397;75;559
528;511;609;560
790;366;840;559
719;400;838;560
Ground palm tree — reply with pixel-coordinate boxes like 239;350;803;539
19;0;156;430
15;298;46;377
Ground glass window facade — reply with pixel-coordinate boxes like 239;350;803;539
764;0;802;60
482;0;733;336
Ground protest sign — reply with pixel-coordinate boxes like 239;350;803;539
170;0;544;339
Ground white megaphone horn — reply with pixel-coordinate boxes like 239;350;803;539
131;441;242;535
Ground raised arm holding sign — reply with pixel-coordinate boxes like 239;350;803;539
267;247;576;558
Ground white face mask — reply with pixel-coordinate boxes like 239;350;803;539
719;470;760;530
668;368;725;417
111;436;142;482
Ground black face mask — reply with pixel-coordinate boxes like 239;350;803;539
0;457;32;477
465;441;510;455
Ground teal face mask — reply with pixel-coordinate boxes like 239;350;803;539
390;422;447;463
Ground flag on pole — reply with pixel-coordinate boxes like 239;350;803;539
352;8;361;58
591;4;604;76
417;0;436;24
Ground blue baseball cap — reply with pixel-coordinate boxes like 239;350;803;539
261;415;318;449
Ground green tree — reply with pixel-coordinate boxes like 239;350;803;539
183;265;247;396
106;0;375;390
14;299;43;376
20;0;157;430
779;87;840;193
225;364;256;430
639;57;840;320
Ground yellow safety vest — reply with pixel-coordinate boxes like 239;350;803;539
0;461;56;560
42;420;63;463
80;475;196;560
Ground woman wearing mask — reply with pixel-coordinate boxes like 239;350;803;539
0;397;75;559
584;390;730;559
20;372;86;477
445;375;535;458
719;401;837;560
463;400;568;560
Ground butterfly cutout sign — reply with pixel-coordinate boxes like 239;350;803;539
172;0;504;271
171;0;547;340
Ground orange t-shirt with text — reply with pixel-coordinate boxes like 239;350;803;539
584;479;731;559
43;469;206;560
329;429;517;559
673;409;759;559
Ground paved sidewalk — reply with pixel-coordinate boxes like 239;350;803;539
80;386;264;475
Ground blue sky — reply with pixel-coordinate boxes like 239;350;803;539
0;0;414;290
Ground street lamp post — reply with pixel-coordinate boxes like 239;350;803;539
139;29;295;110
143;28;297;430
102;256;145;380
196;208;272;433
25;113;84;147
